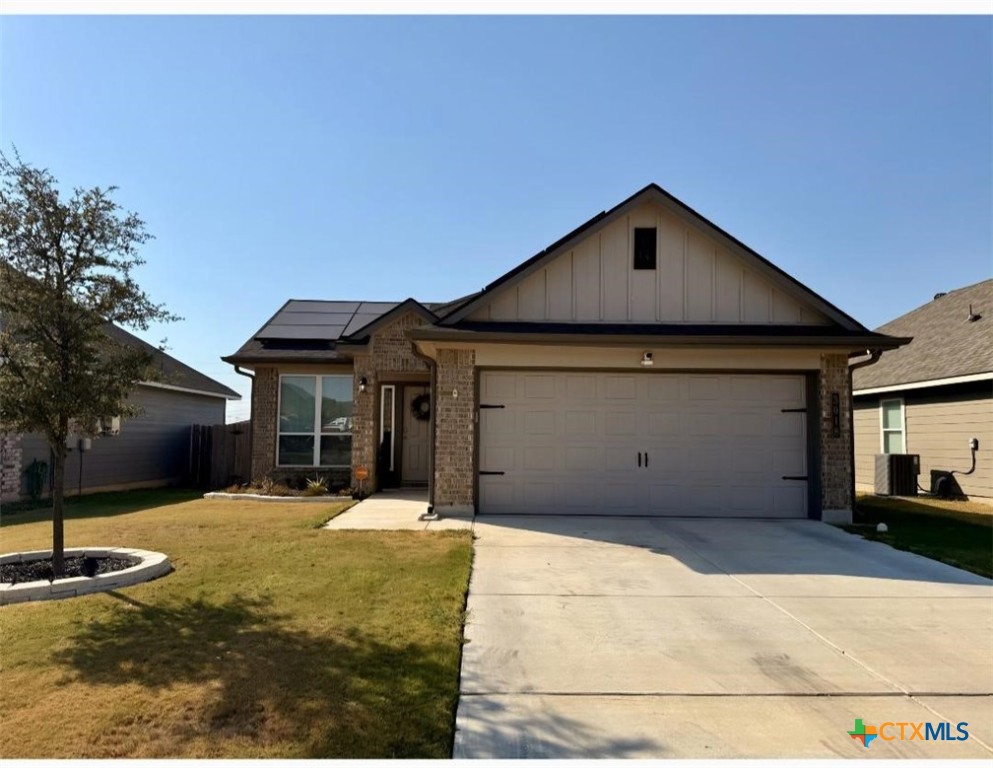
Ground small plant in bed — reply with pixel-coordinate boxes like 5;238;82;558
1;555;133;585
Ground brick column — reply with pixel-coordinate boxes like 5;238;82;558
251;367;278;480
0;434;23;501
351;353;378;491
819;353;852;523
434;348;476;511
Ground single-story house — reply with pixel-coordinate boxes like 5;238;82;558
0;323;240;501
853;279;991;500
223;184;907;523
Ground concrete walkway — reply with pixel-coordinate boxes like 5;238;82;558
322;488;474;531
455;516;993;759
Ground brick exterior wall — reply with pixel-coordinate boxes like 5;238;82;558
350;312;431;490
433;348;476;509
250;366;278;480
249;312;431;491
0;434;23;501
819;353;853;520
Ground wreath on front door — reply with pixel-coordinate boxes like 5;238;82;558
411;392;431;422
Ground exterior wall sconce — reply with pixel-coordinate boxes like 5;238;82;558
452;388;459;399
641;351;654;367
359;376;368;393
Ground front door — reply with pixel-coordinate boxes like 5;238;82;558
401;385;430;485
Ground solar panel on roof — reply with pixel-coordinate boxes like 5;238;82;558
270;312;356;326
284;300;362;313
256;325;347;340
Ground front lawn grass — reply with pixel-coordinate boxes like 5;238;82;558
843;494;993;579
0;492;473;758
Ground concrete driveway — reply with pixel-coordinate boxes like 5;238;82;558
454;517;993;758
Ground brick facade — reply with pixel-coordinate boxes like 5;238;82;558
250;366;278;480
350;312;431;490
433;348;476;510
249;312;430;491
819;353;853;521
0;433;23;501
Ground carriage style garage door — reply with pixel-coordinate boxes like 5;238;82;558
478;371;809;517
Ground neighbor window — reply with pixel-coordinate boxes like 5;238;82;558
633;227;657;270
278;375;353;466
880;399;905;454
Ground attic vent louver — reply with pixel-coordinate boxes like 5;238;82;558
933;292;947;300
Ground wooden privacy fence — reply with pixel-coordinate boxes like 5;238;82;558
188;420;251;490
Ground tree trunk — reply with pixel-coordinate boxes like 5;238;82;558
51;442;67;577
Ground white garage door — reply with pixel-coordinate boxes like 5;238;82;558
478;371;808;517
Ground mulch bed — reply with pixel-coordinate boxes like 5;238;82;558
1;556;134;585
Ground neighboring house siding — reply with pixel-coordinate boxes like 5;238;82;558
467;202;831;325
19;386;225;496
854;383;992;499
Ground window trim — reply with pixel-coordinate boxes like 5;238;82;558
879;397;906;454
276;373;353;468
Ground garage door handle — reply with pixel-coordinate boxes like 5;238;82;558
637;452;642;467
644;452;649;467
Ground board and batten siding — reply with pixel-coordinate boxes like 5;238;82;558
19;385;226;496
854;384;992;499
468;203;831;325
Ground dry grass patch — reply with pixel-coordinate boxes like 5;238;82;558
0;490;473;758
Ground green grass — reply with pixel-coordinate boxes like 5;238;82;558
843;494;993;579
0;490;473;758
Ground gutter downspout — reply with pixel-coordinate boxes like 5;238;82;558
409;343;439;519
233;365;255;480
848;350;883;521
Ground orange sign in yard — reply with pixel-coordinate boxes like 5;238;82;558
355;466;369;481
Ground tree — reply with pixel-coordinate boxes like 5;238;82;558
0;151;177;575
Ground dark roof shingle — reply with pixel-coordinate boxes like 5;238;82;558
853;279;993;391
105;323;240;399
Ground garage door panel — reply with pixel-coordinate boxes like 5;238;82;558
605;376;637;399
478;371;808;518
605;411;638;436
565;375;598;399
523;410;555;435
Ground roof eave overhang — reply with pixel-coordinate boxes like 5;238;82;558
854;371;993;396
139;380;241;401
408;328;909;351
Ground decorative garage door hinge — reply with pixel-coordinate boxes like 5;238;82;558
479;404;506;409
780;407;807;413
479;470;506;476
781;476;808;481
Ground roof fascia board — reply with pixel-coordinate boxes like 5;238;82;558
139;380;241;400
854;371;993;396
408;327;906;350
441;184;865;331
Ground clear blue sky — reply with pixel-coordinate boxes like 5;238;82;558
1;15;990;421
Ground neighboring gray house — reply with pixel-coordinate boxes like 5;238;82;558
853;279;992;500
225;183;907;523
0;323;240;501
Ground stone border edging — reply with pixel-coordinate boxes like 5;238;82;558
203;492;354;503
0;547;172;605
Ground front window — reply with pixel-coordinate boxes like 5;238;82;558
880;398;905;454
278;375;353;466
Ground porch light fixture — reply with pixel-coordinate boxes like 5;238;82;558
641;352;654;367
452;388;458;399
358;376;368;394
